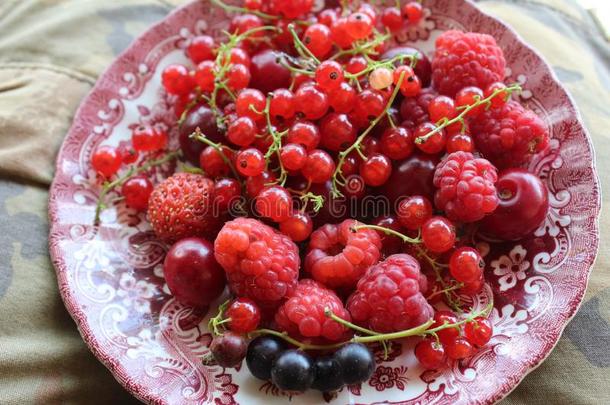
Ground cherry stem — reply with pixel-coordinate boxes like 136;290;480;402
415;83;522;144
331;72;406;198
353;224;422;244
210;0;278;20
190;128;241;180
94;150;181;224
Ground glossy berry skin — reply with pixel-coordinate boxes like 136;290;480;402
380;153;439;204
320;113;356;151
303;23;333;59
250;49;291;93
121;176;154;211
360;154;392;187
445;338;474;360
245;171;275;198
422;216;456;253
394;65;421;97
226;298;261;334
415;338;446;369
450;247;484;284
295;85;329;120
380;126;414;160
92;145;121;178
464;317;494;347
179;103;222;164
428;96;457;123
346;55;367;75
333;343;375;385
403;2;424;24
276;0;313;19
485;82;509;108
369;67;394;90
315;60;344;91
328;82;357;113
227;116;257;147
414;122;446;154
236;148;265;177
210;332;247;368
236;88;265;122
397;196;433;230
479;169;549;240
117;142;138;164
287;121;320;151
280;212;313;242
214;178;241;211
271;350;315;392
382;46;432;87
200;146;232;178
433;311;460;345
372;215;405;256
302;149;335;184
163;237;225;308
280;143;307;171
255;186;293;223
246;336;286;380
345;12;373;40
455;86;485;117
381;7;403;31
447;133;474;153
162;64;194;96
132;125;167;152
186;35;215;64
194;60;215;92
269;88;295;120
230;13;263;36
312;357;344;392
354;89;385;123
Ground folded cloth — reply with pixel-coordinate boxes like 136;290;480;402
0;0;607;404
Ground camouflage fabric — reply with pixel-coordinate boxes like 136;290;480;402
0;0;607;404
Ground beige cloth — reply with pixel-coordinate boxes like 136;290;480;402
0;0;608;404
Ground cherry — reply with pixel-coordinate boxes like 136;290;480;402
226;63;251;91
236;88;266;122
287;121;321;150
445;338;474;360
380;126;414;160
236;148;265;177
345;12;373;40
250;49;291;93
379;153;439;204
360;154;392;187
227;116;257;147
255;185;293;222
372;215;405;256
303;23;333;59
320;113;356;152
397;195;433;230
186;35;215;64
432;311;460;345
315;60;344;91
246;171;276;198
393;65;421;97
210;332;248;368
381;7;403;32
422;216;456;253
92;145;121;178
269;88;295;120
194;60;216;92
328;81;357;114
179;103;222;164
226;298;261;333
382;47;431;87
295;85;329;120
163;237;225;308
200;146;233;178
280;143;307;171
479;169;549;240
414;122;446;154
446;133;474;153
485;82;509;109
415;338;446;369
449;247;484;283
162;64;194;96
464;317;493;347
302;150;335;184
280;212;314;242
214;178;241;211
403;2;424;24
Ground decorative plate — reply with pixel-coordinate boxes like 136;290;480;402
48;0;601;404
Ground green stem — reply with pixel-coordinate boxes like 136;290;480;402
210;0;278;20
353;224;422;244
190;128;240;180
345;54;412;81
94;150;181;224
288;24;320;65
262;96;288;186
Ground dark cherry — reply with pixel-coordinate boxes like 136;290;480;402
309;181;349;227
250;49;291;93
480;169;549;241
179;103;222;164
378;153;439;205
372;215;405;256
381;46;432;87
163;237;226;308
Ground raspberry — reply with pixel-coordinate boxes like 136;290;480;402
275;279;352;341
305;220;382;289
214;218;300;306
399;88;437;131
469;100;550;169
346;254;433;333
147;173;219;241
433;152;499;223
432;30;506;97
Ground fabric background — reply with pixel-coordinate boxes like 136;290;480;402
0;0;607;404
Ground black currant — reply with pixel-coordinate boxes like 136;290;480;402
246;336;286;380
333;343;375;385
271;350;315;392
210;332;247;368
312;356;345;392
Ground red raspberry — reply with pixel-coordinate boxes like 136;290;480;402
147;173;219;241
469;100;550;169
305;220;381;289
346;254;433;333
275;279;352;342
433;151;499;223
214;218;300;306
432;30;506;97
399;88;437;131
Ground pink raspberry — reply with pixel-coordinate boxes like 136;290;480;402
214;218;300;306
275;279;352;342
399;88;437;131
432;30;506;97
469;100;550;169
433;151;499;223
346;254;433;333
305;219;382;289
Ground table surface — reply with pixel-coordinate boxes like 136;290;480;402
0;0;608;404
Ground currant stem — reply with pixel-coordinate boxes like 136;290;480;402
324;308;382;336
329;32;391;61
190;128;241;180
210;0;278;20
262;96;288;186
415;83;522;144
299;192;325;213
94;150;181;224
353;224;422;244
345;54;412;81
288;24;321;65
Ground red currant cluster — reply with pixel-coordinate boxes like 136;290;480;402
89;0;552;394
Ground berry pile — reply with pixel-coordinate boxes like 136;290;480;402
89;0;551;395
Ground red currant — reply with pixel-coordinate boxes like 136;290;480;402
214;178;241;211
328;81;357;114
397;196;433;230
236;148;265;177
162;64;194;96
320;113;356;152
354;89;385;122
381;7;403;32
194;61;216;92
227;47;251;68
255;185;293;222
226;298;261;333
455;86;484;117
186;35;215;64
464;317;493;347
245;170;276;198
236;88;265;122
432;310;460;345
360;153;392;187
276;0;313;19
303;23;333;59
428;96;457;123
445;338;474;360
227;116;257;147
449;247;484;284
92;145;121;178
460;276;485;295
294;85;329;120
132;125;167;152
122;176;153;211
230;14;263;36
346;56;367;75
318;9;338;27
315;60;344;91
422;216;456;253
287;121;321;151
280;212;313;242
280;143;307;171
117;142;138;164
330;17;355;49
415;338;446;369
345;12;373;40
380;126;414;160
403;2;424;24
226;63;251;91
414;122;446;154
446;133;474;153
243;0;262;11
485;82;509;109
269;88;295;120
358;3;378;22
302;149;335;184
394;65;421;97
